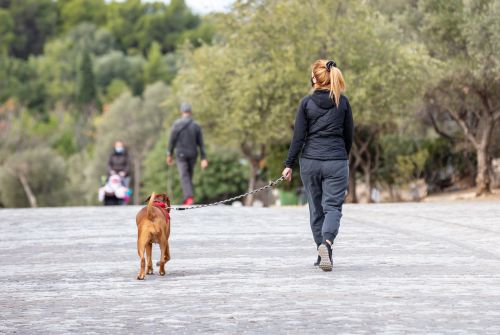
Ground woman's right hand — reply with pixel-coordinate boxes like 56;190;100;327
282;167;292;182
166;155;174;166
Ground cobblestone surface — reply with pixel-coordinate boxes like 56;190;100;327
1;202;500;334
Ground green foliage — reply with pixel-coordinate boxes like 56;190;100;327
106;0;201;54
3;0;59;59
67;23;116;56
192;150;248;204
0;57;46;111
76;50;98;106
102;79;130;104
0;9;14;55
144;42;169;85
60;0;106;31
94;51;145;96
181;19;215;48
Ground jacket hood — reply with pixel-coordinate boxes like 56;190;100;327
310;90;336;109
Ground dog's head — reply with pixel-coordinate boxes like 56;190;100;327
144;193;171;212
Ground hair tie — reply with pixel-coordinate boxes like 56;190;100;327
325;60;336;71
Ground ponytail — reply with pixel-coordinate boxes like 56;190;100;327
329;67;345;107
311;59;346;107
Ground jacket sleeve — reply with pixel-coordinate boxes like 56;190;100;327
284;98;308;168
167;123;179;156
196;124;207;160
343;98;354;156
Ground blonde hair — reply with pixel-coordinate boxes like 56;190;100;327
311;59;346;107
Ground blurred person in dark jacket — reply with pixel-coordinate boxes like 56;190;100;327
166;103;208;205
108;140;130;187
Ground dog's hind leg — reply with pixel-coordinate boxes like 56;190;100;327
163;241;171;264
146;242;153;275
158;241;166;276
137;239;147;280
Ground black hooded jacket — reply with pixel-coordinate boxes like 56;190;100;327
285;90;353;168
108;149;130;176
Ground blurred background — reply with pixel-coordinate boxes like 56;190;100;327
0;0;499;208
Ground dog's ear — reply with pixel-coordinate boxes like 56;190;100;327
143;195;151;203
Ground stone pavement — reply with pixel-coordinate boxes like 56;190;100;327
1;202;500;334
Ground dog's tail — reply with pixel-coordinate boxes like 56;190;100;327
147;192;156;221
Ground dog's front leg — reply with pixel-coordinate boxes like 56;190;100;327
146;242;153;275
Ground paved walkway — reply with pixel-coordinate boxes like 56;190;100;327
1;202;499;334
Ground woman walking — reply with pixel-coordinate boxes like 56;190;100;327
282;59;353;272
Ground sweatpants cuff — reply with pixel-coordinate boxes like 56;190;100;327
323;232;335;244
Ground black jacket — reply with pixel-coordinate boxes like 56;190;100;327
168;117;206;159
285;90;353;168
108;149;130;176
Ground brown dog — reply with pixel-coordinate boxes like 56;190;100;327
136;192;171;280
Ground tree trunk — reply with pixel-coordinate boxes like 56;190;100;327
475;146;491;196
244;159;260;206
363;166;372;203
133;158;142;205
18;173;37;208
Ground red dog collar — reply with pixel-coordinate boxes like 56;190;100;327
153;201;170;220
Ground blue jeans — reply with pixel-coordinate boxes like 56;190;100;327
300;158;349;246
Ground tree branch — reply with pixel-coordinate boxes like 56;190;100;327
444;106;479;147
428;111;456;142
494;110;500;121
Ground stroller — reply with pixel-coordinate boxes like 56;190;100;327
98;173;132;206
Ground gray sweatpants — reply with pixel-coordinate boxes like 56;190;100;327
300;158;349;246
176;156;197;200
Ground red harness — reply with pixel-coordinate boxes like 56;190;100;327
153;201;170;221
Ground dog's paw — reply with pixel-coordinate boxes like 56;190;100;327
159;270;166;276
137;274;145;280
146;269;153;275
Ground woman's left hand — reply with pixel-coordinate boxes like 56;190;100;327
282;167;292;182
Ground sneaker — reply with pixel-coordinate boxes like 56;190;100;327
314;255;321;266
182;196;194;206
318;242;333;272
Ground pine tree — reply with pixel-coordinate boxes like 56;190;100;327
76;50;97;107
144;42;169;84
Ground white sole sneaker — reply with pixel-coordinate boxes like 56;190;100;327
318;244;333;272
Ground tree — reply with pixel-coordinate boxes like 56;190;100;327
0;148;68;208
171;0;427;204
76;50;98;116
416;0;500;195
0;57;46;111
3;0;59;59
59;0;106;31
94;51;145;96
0;8;14;55
144;42;169;84
93;82;170;204
106;0;201;54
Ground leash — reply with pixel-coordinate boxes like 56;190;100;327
170;175;286;211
